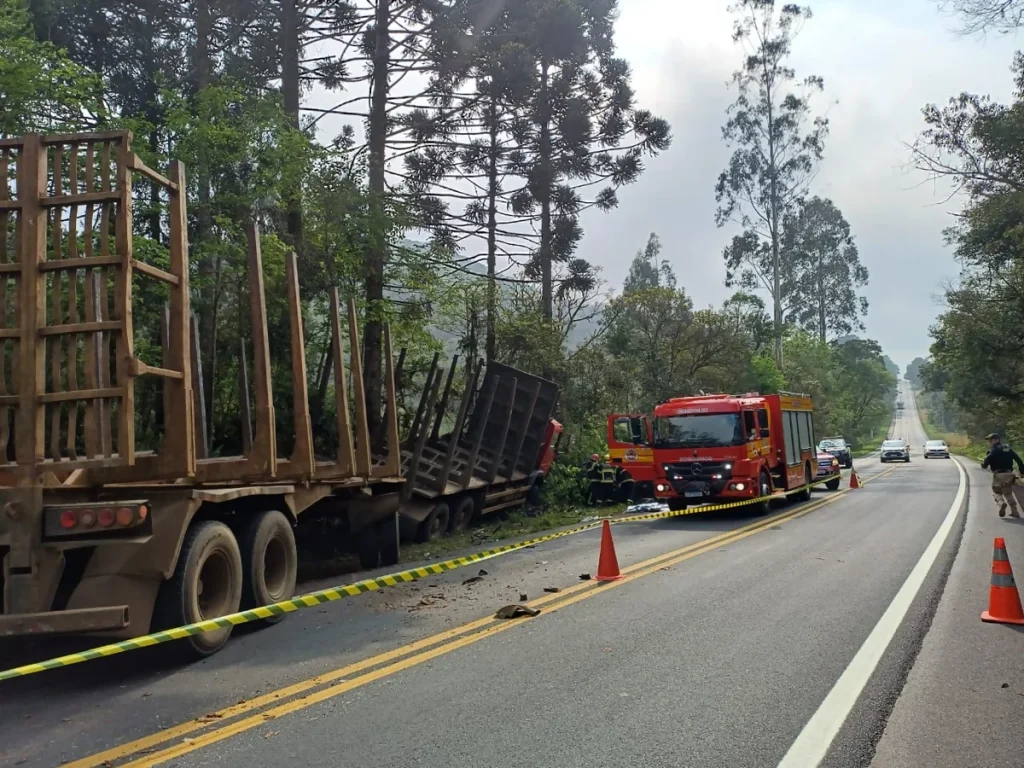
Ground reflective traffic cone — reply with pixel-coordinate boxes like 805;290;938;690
595;519;623;582
981;537;1024;625
849;469;860;489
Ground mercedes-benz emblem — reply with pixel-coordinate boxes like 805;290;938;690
691;463;702;476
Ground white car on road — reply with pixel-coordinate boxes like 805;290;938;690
923;440;950;459
880;439;911;463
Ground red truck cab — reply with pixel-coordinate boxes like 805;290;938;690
652;392;817;513
606;413;655;498
538;419;564;473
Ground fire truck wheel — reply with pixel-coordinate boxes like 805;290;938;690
450;496;476;533
797;466;812;502
155;520;243;658
753;470;773;516
240;510;297;625
417;501;450;543
668;498;688;512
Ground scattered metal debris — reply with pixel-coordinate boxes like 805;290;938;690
495;604;541;619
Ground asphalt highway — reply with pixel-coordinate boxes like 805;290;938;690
0;382;979;768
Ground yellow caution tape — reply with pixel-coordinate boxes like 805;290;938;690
0;471;843;681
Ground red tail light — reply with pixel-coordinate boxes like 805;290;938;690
42;499;151;539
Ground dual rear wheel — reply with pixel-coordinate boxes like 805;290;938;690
155;510;298;658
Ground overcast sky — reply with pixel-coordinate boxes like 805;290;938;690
305;1;1021;371
586;0;1020;370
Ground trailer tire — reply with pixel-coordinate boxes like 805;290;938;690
358;527;380;570
450;497;475;533
377;514;401;567
526;480;544;507
240;510;297;625
417;501;450;543
155;520;243;658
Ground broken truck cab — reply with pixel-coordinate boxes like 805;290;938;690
651;392;817;514
0;131;404;656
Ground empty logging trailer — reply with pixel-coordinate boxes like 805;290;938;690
0;130;406;657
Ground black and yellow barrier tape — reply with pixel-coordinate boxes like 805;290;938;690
0;471;849;681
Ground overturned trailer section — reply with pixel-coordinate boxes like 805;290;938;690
389;355;562;543
0;131;404;656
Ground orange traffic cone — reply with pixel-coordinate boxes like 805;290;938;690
981;537;1024;625
595;519;623;582
849;469;860;489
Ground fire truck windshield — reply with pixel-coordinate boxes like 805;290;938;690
653;413;745;448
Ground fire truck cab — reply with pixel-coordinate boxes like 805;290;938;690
652;392;817;514
606;413;655;499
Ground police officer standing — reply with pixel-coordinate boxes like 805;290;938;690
981;433;1024;518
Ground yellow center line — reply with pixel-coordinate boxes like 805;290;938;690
84;469;895;768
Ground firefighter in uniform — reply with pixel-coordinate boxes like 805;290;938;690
981;432;1024;518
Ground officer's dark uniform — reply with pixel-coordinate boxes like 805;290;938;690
981;433;1024;517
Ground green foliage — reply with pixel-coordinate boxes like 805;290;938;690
716;0;829;362
0;0;102;136
911;52;1024;448
782;196;869;340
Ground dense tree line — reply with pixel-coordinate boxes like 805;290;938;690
1;0;894;482
910;1;1024;447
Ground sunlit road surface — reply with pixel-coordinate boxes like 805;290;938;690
0;381;982;768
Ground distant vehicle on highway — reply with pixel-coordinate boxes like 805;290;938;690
881;439;911;463
815;451;842;490
923;440;951;459
818;437;853;468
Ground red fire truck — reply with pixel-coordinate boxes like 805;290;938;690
652;392;817;514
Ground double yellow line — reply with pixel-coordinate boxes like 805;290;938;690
67;467;894;768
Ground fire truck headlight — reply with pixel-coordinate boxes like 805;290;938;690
656;483;667;492
734;482;745;491
724;463;732;470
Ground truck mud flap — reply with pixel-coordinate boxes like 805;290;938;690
346;492;400;535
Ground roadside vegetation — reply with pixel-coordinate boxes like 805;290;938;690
4;0;897;528
908;4;1024;455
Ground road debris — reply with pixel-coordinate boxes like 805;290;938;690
495;604;541;619
543;586;560;593
579;573;591;580
462;576;483;585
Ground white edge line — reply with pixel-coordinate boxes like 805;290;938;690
776;456;968;768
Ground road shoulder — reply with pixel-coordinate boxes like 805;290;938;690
870;458;1024;768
